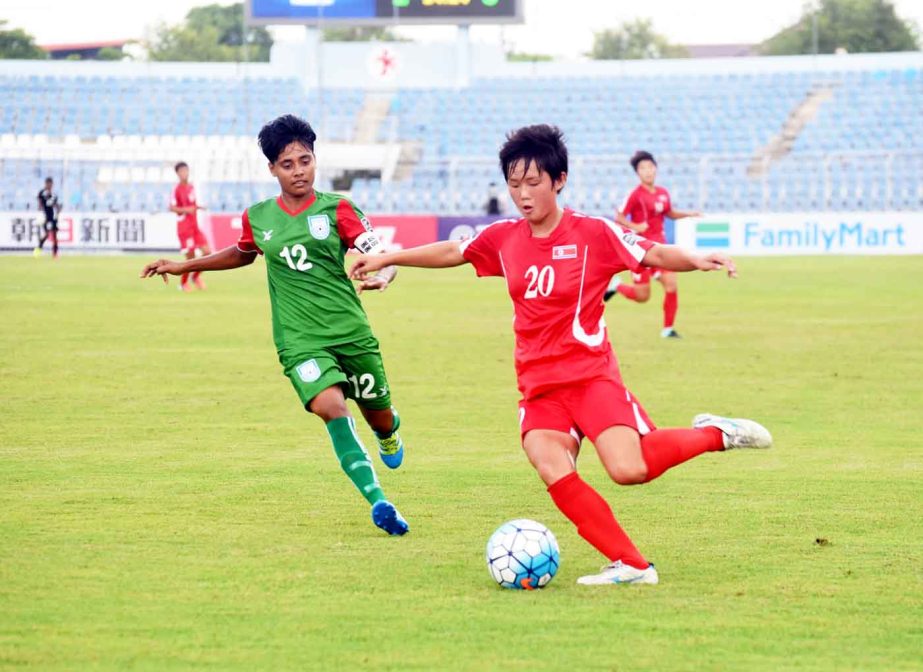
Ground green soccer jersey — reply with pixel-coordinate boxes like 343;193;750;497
238;191;378;361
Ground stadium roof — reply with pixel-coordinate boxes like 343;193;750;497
41;39;130;53
684;43;757;58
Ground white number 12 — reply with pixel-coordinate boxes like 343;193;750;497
280;244;313;272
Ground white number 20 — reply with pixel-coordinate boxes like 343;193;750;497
524;265;555;299
280;244;313;272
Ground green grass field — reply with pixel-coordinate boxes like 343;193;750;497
1;254;921;671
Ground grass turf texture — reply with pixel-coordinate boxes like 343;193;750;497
1;254;921;671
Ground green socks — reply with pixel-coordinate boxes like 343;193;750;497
326;416;385;505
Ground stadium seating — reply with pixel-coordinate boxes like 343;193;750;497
1;65;920;213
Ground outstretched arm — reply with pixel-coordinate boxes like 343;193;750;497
642;244;737;278
350;240;466;279
666;208;701;219
616;211;648;233
140;245;256;283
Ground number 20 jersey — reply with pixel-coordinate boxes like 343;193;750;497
237;191;378;360
459;209;655;400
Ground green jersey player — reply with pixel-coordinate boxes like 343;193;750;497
140;114;409;535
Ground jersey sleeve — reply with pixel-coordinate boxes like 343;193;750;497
170;186;179;208
459;222;504;277
236;210;261;255
598;217;654;273
335;199;377;250
618;190;637;218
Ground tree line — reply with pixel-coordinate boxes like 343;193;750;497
0;0;919;61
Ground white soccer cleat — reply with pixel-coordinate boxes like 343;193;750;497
576;560;659;586
693;413;773;450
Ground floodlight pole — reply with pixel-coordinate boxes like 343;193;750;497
456;24;471;88
811;3;819;56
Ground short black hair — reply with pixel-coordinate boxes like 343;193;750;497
174;161;188;172
258;114;317;163
499;124;568;193
630;150;657;172
44;176;53;183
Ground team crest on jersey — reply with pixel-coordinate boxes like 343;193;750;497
552;244;577;260
296;359;321;383
307;214;331;240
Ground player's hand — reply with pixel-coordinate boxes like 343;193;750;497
356;275;389;294
140;259;183;283
634;221;649;233
695;253;737;278
349;255;386;280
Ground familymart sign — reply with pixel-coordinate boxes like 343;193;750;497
675;212;923;255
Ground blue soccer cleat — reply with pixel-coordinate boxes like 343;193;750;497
376;431;404;469
371;500;409;536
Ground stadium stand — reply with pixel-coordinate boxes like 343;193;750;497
0;58;920;214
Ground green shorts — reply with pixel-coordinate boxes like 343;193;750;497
282;336;393;411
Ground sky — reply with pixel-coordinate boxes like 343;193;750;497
2;0;922;55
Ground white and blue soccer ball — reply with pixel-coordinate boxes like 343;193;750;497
486;519;560;590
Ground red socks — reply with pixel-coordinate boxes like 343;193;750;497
663;291;678;328
640;427;724;482
617;284;639;301
545;428;723;569
548;472;648;569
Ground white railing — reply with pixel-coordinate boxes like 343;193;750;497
432;150;923;214
1;142;920;214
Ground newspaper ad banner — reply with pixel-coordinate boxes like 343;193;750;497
675;212;923;255
1;211;179;251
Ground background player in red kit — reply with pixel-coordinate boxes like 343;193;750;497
350;125;772;586
170;161;211;291
605;150;701;338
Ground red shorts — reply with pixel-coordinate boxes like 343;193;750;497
178;223;208;251
518;378;656;444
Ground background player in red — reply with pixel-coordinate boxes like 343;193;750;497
604;150;701;338
350;125;772;586
170;161;211;291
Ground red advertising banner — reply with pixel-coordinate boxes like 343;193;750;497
206;213;438;252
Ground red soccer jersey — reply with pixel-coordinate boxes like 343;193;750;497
619;185;672;243
460;209;655;400
172;183;198;228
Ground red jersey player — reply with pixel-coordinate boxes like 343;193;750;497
170;161;211;291
350;125;772;586
605;150;701;338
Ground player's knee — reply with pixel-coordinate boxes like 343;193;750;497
308;392;349;421
534;460;571;486
606;462;648;485
635;287;651;303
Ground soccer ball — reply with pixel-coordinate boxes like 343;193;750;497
485;519;560;590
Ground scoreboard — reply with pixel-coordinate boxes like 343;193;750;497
246;0;523;25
